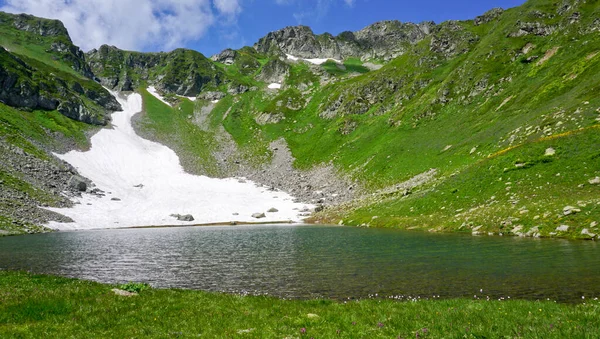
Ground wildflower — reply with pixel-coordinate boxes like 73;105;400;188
300;328;306;334
377;322;385;328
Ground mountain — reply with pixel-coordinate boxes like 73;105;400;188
1;0;599;238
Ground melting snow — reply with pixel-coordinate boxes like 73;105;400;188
268;83;282;89
147;86;171;106
286;54;342;65
46;91;310;230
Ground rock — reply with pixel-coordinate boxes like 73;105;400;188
198;91;226;102
581;229;597;238
591;221;598;228
111;288;138;297
178;214;194;221
544;147;556;156
170;214;194;221
211;48;237;65
68;175;87;192
588;177;600;185
111;197;121;201
556;225;570;232
267;208;279;213
252;212;266;219
563;206;581;215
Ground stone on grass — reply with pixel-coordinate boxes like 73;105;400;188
589;177;600;185
556;225;570;232
111;288;138;297
544;147;556;156
563;206;581;215
581;229;597;238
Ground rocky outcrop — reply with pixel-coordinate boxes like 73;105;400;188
0;12;95;79
87;45;225;97
257;58;290;83
211;48;237;65
0;47;119;125
254;21;435;62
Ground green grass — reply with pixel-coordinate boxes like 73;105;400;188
322;58;370;77
1;271;598;338
137;88;223;176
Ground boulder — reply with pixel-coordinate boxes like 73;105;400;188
588;177;600;185
68;175;87;192
267;208;279;213
556;225;570;232
252;212;266;219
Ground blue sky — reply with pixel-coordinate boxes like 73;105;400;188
0;0;527;56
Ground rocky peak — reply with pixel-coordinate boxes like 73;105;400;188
474;8;505;26
253;20;435;62
211;48;237;64
254;25;347;59
6;12;71;40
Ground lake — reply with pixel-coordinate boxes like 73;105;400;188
0;225;598;302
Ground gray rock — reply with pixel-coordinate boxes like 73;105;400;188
211;48;237;65
563;206;581;215
68;175;87;192
111;288;138;297
581;229;596;238
178;214;194;222
556;225;570;232
589;177;600;185
544;147;556;156
267;208;279;213
111;197;121;201
252;212;266;219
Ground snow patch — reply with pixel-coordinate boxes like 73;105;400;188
46;91;310;230
286;53;342;65
268;83;282;89
178;95;197;102
147;86;171;106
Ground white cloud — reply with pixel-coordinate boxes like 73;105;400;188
0;0;242;52
344;0;354;6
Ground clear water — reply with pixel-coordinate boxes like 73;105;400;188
0;225;598;302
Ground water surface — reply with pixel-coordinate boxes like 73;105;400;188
0;225;598;302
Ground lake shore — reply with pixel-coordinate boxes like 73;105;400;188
0;270;598;338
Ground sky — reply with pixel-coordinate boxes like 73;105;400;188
0;0;527;57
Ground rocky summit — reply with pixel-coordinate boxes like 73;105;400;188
1;0;599;239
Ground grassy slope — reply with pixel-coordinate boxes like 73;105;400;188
137;88;222;176
1;271;599;338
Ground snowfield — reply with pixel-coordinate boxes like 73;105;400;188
46;92;311;230
147;86;171;106
286;54;342;65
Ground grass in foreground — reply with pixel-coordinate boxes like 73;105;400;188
0;271;598;338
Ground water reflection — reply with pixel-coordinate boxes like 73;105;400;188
0;225;598;302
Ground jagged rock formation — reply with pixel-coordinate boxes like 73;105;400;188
254;21;435;61
87;45;225;97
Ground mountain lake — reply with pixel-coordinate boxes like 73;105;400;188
0;225;598;302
